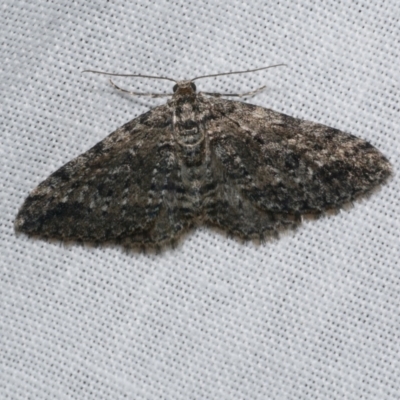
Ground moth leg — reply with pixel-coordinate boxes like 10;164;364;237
201;85;266;98
109;79;172;98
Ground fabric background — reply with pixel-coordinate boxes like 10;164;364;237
1;1;399;399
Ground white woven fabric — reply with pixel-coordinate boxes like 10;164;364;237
1;1;399;399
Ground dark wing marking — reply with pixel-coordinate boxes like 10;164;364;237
202;124;298;240
203;179;300;241
15;105;191;248
207;99;391;215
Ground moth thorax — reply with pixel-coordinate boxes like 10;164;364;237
176;124;204;146
173;106;205;147
173;116;205;165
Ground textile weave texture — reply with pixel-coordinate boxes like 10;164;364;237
1;1;399;399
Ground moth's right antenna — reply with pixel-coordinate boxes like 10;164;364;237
194;64;286;99
191;64;286;82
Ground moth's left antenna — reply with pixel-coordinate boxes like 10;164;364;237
82;70;177;97
82;70;177;83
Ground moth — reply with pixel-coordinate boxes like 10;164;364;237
15;66;392;250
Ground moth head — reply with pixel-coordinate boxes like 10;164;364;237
173;81;197;95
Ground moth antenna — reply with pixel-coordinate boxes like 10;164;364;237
191;64;286;82
82;70;177;83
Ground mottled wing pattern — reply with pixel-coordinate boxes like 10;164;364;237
15;105;190;248
203;171;300;240
15;80;392;249
203;97;391;239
